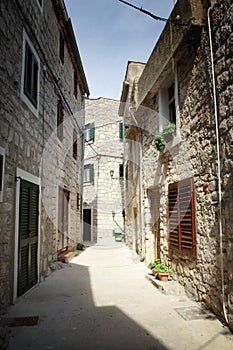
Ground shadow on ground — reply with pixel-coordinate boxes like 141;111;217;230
4;260;169;350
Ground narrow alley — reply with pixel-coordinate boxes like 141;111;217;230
2;242;233;350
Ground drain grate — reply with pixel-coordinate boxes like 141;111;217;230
0;316;39;327
175;306;216;321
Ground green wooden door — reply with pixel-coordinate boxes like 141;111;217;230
18;179;39;297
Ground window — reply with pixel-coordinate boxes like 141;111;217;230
119;164;124;178
74;70;78;99
168;177;196;256
73;129;77;160
0;147;5;202
57;99;64;141
84;164;94;183
21;32;40;115
84;123;95;142
119;122;124;140
168;83;176;124
59;31;64;64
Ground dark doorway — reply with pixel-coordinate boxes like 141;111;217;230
83;209;92;241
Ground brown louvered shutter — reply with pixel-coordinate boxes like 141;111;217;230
168;182;180;251
168;178;196;256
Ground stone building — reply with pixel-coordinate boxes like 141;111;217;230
119;0;233;330
83;98;124;243
0;0;89;308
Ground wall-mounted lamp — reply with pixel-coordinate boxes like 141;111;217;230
110;169;114;179
112;210;115;219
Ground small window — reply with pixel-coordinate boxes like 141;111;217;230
57;99;64;141
119;164;124;178
74;70;78;99
168;177;196;256
73;129;77;160
0;148;5;202
59;31;64;64
84;164;94;183
168;83;176;124
23;40;39;109
84;123;95;142
119;122;124;140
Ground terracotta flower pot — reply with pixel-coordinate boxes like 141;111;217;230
151;269;158;278
158;272;169;282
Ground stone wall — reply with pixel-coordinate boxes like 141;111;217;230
0;0;87;308
121;0;233;330
84;98;124;242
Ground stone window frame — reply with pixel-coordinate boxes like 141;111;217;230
21;30;40;117
0;147;5;203
168;177;197;257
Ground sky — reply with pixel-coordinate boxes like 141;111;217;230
65;0;175;100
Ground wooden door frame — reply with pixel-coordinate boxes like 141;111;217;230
14;168;40;302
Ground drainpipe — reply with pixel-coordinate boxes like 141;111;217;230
207;7;228;325
80;95;86;241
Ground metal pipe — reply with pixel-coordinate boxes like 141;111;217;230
207;7;228;325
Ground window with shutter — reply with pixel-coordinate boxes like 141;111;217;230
74;70;77;99
85;122;95;142
168;177;196;256
24;41;39;108
84;164;94;183
119;122;123;140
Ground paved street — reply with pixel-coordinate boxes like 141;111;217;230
3;242;233;350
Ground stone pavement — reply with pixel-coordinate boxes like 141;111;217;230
1;243;233;350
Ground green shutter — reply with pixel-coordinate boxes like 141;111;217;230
119;164;124;178
90;164;94;181
89;122;95;141
0;154;3;191
119;122;123;139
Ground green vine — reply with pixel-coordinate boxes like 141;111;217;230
153;122;176;151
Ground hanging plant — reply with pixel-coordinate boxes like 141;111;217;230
163;122;176;143
153;132;165;151
153;122;176;151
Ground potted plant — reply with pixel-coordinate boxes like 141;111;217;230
153;133;165;151
162;122;176;143
153;122;176;151
153;262;173;282
148;259;161;277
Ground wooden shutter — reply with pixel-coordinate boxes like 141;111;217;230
74;70;77;99
119;122;123;139
168;182;179;251
89;122;95;141
18;180;39;297
90;164;94;181
168;178;196;256
59;31;64;64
